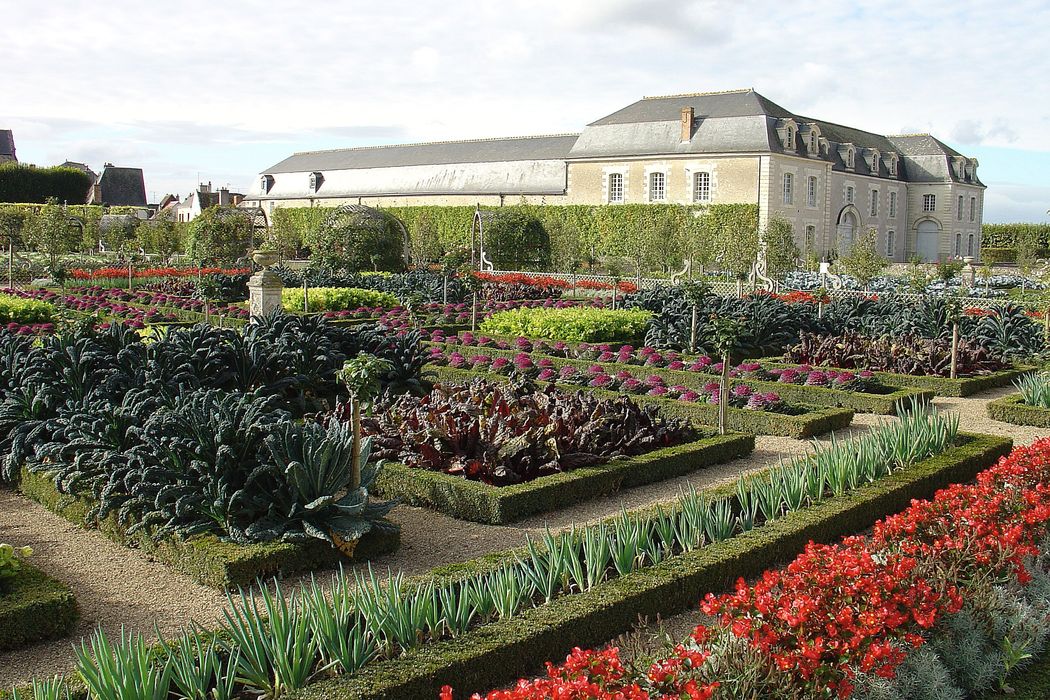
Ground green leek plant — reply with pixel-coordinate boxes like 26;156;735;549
73;628;172;700
1016;372;1050;408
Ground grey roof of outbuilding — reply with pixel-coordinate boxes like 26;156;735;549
0;130;15;160
97;166;147;206
886;134;964;158
263;134;580;174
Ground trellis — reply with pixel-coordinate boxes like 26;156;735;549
321;204;410;264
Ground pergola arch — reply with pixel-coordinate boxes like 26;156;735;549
317;204;409;268
218;206;268;250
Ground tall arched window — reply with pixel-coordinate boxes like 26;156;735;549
967;233;975;256
955;233;962;256
886;230;895;257
970;197;977;222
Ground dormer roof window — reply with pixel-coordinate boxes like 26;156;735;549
260;175;274;194
802;124;822;156
777;118;799;150
309;171;324;193
869;149;880;176
838;143;856;170
885;152;898;177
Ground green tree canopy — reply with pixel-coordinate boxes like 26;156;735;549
840;228;888;288
26;198;82;266
186;206;251;264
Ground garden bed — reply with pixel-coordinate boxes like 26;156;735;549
430;341;931;415
428;365;855;439
0;561;77;652
760;358;1034;397
287;432;1013;700
18;470;400;590
987;393;1050;427
373;432;754;524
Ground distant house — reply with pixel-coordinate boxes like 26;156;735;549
60;160;97;185
87;163;147;207
0;130;15;163
170;182;244;223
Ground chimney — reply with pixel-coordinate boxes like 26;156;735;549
89;184;102;204
680;106;694;142
218;187;230;206
199;181;211;195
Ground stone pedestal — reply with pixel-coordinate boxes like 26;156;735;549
961;256;976;289
248;251;283;320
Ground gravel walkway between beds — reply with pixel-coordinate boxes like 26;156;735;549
0;405;951;687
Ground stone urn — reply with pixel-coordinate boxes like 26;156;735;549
252;249;280;269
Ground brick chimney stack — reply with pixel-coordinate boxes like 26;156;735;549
218;187;230;206
680;107;694;142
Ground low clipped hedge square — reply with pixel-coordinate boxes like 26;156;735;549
0;562;77;651
18;469;400;590
987;393;1050;428
374;432;755;524
428;364;855;439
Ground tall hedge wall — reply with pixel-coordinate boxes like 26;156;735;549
982;224;1050;249
0;164;94;205
273;202;759;274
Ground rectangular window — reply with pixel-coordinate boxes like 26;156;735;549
889;191;897;218
967;233;975;256
783;173;793;205
805;225;816;255
648;171;665;202
608;173;624;203
886;230;895;257
807;176;817;207
870;190;879;217
923;194;936;212
846;186;855;204
957;195;963;220
970;197;977;222
693;172;711;202
955;233;962;256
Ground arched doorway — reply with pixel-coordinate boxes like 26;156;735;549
835;210;857;257
915;219;941;262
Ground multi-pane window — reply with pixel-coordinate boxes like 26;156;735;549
846;149;855;168
693;172;711;202
871;154;879;174
923;194;936;212
870;190;879;217
809;132;817;154
846;186;855;204
886;230;895;257
783;173;794;205
608;173;624;203
955;233;962;256
889;191;897;218
309;172;323;192
888;157;897;176
649;172;666;202
968;233;975;256
970;197;977;222
957;195;964;220
807;176;817;207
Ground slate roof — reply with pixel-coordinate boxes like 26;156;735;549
60;160;97;183
0;130;15;162
263;134;580;174
586;89;795;125
97;166;147;206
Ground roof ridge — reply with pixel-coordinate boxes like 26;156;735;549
886;132;933;138
290;133;580;157
641;88;754;100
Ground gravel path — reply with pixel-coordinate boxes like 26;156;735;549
0;399;1001;687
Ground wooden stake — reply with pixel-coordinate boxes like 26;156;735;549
351;397;362;490
719;352;730;435
471;292;478;331
690;305;698;354
950;321;960;380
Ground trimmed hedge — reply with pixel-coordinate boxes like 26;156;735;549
437;342;931;415
981;247;1017;264
428;364;856;439
761;358;1035;398
19;469;400;590
479;307;651;343
982;223;1050;249
987;393;1050;428
287;432;1013;700
0;561;78;651
374;432;754;524
281;287;399;312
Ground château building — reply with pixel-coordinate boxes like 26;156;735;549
246;89;985;262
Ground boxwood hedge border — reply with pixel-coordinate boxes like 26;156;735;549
430;341;931;415
17;469;400;590
374;432;755;525
987;393;1050;428
759;358;1034;397
287;432;1012;700
429;364;855;439
0;561;78;652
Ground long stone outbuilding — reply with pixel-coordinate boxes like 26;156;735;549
245;88;985;263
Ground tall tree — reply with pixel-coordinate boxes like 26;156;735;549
839;228;888;290
26;198;81;267
762;215;800;280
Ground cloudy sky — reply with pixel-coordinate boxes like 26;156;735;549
2;0;1048;222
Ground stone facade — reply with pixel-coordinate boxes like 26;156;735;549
247;89;985;263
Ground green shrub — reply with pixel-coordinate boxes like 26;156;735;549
482;210;551;271
0;163;93;205
281;287;399;312
308;210;406;272
0;294;53;324
480;307;651;342
982;247;1017;264
0;543;32;586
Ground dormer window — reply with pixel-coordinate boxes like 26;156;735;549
309;171;324;192
839;144;856;170
777;119;799;150
886;153;898;176
870;151;880;175
260;175;274;194
786;126;795;150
